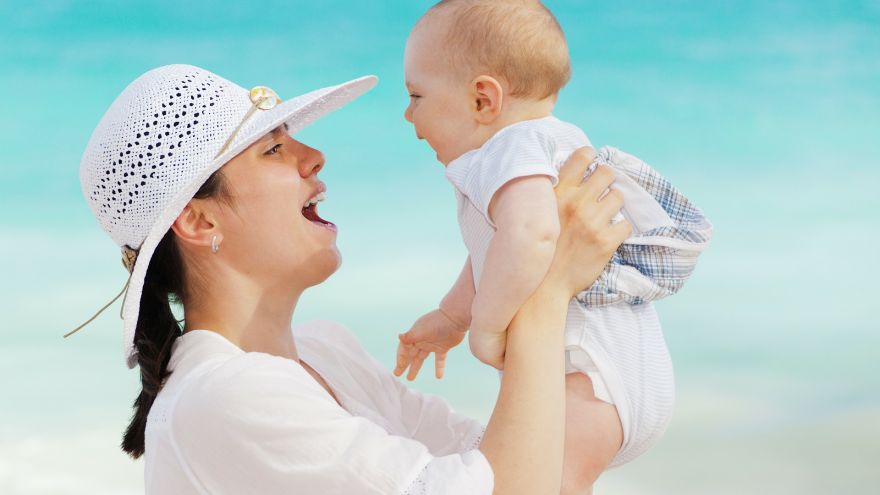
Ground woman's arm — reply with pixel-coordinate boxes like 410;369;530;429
480;281;569;495
478;148;630;495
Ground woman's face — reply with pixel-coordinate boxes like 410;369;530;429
212;125;341;290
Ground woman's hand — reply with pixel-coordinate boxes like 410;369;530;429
543;147;631;297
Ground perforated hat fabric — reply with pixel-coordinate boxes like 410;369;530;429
79;64;378;368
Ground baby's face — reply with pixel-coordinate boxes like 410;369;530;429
403;22;479;166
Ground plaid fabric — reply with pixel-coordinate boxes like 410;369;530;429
576;146;713;307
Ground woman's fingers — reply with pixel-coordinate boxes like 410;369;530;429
591;187;630;255
595;187;625;223
550;156;633;295
612;217;633;240
580;164;616;205
558;147;597;187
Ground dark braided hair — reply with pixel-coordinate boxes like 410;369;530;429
121;169;232;459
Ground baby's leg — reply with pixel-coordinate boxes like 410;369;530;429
560;372;623;495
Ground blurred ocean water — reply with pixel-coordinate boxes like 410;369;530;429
1;1;878;493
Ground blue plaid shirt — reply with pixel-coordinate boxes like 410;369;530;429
577;146;713;307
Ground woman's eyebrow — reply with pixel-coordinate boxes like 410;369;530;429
256;133;276;145
256;125;287;145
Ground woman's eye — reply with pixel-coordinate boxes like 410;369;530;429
265;144;282;155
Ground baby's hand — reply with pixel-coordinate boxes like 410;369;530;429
468;327;507;371
393;309;468;381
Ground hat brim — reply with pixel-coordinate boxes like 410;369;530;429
121;75;378;368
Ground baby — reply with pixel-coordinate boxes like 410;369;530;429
393;0;712;488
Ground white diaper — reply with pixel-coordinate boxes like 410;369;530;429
569;302;676;468
495;302;674;468
564;347;614;405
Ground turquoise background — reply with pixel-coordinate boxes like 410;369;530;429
0;0;878;493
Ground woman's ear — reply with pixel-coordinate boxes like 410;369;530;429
170;200;219;250
470;75;504;124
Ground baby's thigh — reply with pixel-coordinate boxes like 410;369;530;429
561;372;623;495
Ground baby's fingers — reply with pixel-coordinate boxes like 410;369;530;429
435;351;448;379
400;317;435;344
406;349;430;381
398;329;418;345
394;342;416;377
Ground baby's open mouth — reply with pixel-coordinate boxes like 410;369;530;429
302;192;336;230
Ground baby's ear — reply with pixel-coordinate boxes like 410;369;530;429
470;75;503;124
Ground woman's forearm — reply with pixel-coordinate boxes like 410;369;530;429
479;283;569;495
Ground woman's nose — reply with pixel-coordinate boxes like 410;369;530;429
287;137;324;177
298;143;325;178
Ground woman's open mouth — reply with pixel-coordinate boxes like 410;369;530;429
302;192;337;231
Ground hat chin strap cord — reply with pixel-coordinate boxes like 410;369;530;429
63;271;133;338
63;245;139;338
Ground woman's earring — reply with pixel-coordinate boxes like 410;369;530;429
211;235;220;254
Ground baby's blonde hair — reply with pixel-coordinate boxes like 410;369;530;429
420;0;571;100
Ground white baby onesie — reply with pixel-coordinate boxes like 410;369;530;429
445;116;677;467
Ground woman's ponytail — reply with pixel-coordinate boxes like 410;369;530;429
121;170;230;459
120;228;183;458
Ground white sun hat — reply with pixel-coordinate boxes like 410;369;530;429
73;64;377;368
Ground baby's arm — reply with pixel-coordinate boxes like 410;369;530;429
394;258;475;380
469;175;560;369
439;257;476;330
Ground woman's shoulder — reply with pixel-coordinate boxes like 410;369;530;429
163;322;381;431
168;334;340;420
170;324;361;384
294;320;381;368
176;323;370;403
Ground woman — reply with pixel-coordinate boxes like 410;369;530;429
72;65;629;494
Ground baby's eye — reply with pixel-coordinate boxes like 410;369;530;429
265;144;282;155
409;93;421;99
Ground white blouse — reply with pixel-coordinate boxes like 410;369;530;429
143;320;493;494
